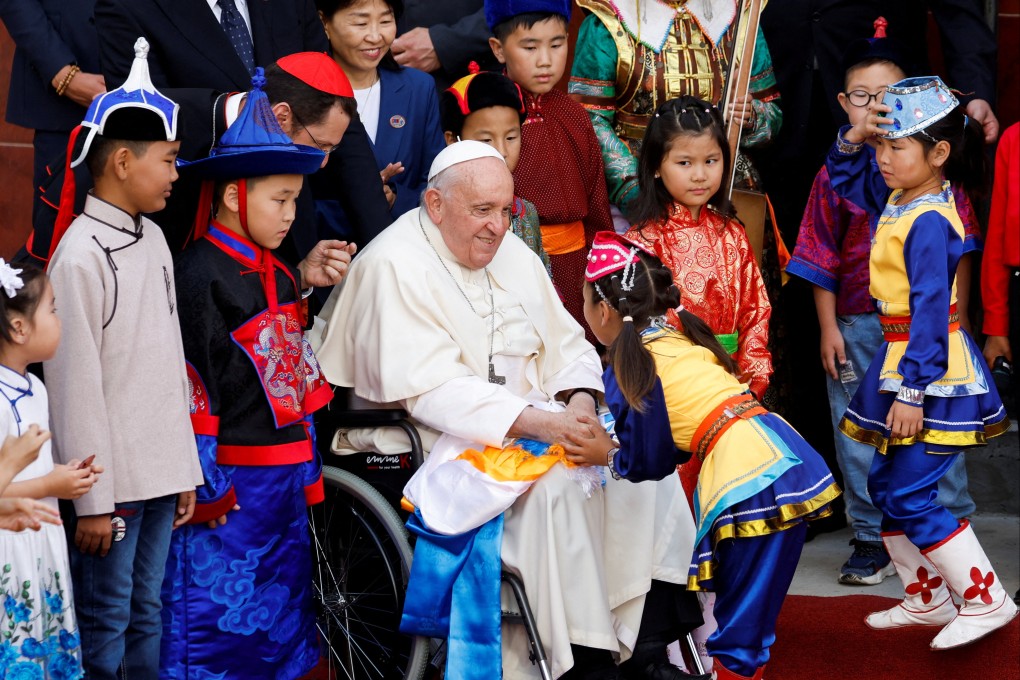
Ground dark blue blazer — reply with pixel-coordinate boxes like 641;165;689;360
373;66;446;217
1;0;100;131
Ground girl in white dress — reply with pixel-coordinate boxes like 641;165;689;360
0;260;101;679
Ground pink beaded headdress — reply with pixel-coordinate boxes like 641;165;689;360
584;231;654;284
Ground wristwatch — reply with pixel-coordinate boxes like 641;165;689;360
606;447;622;480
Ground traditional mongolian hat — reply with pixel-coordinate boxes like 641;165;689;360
49;37;179;263
584;231;654;283
879;76;959;139
181;66;326;244
178;69;325;181
440;63;526;136
484;0;572;30
840;16;913;77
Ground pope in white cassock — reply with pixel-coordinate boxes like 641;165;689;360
314;141;693;679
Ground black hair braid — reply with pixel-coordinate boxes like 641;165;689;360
591;250;739;410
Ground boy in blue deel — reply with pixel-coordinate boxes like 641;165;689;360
161;60;356;679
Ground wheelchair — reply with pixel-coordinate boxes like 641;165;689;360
309;389;552;680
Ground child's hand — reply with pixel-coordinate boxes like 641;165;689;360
844;102;894;145
1;426;52;477
173;490;196;528
0;498;61;532
45;463;99;500
298;240;358;289
819;324;847;381
561;415;617;467
207;504;242;530
76;514;113;556
886;400;924;439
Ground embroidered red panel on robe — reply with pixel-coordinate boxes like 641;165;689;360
231;301;329;428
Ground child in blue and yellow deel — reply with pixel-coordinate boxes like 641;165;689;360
162;62;357;680
829;76;1016;649
564;231;839;680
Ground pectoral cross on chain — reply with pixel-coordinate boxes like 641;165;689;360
488;362;506;385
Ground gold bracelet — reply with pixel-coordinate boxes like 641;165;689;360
56;65;80;97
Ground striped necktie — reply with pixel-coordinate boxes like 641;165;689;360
219;0;255;75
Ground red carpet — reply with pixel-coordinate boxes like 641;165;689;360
768;595;1020;679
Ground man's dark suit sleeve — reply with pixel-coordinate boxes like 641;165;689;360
427;7;491;79
929;0;997;106
0;0;77;82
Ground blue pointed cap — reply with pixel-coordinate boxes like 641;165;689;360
70;37;179;168
879;76;959;139
178;67;326;180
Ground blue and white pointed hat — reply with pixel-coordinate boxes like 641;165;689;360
879;76;959;139
70;37;178;168
177;67;326;180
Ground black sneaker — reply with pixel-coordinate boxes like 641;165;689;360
838;539;896;585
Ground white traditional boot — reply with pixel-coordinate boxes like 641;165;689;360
923;520;1020;650
865;532;957;629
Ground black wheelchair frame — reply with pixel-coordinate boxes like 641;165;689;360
309;395;552;680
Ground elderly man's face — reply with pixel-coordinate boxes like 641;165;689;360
429;158;514;269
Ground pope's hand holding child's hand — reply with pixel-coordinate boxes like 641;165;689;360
299;239;357;289
562;415;617;467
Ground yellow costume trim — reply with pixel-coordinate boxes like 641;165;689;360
455;443;569;483
695;417;785;523
879;331;978;387
838;417;1012;455
686;482;841;590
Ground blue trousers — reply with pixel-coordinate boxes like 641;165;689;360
707;523;807;677
827;313;974;542
867;442;961;549
68;495;176;680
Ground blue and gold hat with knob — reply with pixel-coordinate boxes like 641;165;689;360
879;76;959;139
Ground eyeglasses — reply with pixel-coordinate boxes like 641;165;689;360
291;112;342;155
846;89;886;108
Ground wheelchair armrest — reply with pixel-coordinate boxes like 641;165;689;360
327;408;425;471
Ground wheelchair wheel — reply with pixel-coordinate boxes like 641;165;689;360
310;466;429;680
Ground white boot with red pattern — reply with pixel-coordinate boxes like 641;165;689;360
923;520;1019;650
865;532;958;630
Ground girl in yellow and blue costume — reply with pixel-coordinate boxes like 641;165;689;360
828;76;1015;651
565;232;839;680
